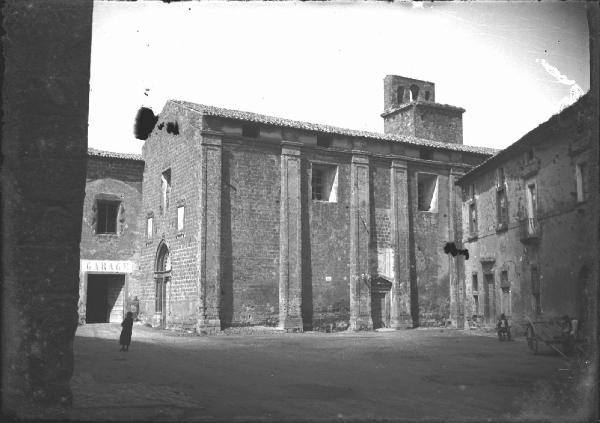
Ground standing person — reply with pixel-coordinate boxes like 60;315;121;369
497;313;511;341
119;311;134;352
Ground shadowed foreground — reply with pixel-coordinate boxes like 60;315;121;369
69;324;593;422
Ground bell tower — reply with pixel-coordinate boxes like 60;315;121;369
382;75;465;145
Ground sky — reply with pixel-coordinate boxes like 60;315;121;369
88;1;590;154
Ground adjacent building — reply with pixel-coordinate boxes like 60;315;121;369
457;92;598;334
133;76;495;332
78;149;144;324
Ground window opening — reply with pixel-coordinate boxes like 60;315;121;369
576;162;587;202
147;216;153;239
242;124;259;138
312;164;338;202
409;84;420;101
526;148;535;162
161;169;171;214
396;86;405;104
177;206;185;231
316;134;333;148
96;200;120;234
424;90;431;101
498;167;506;186
419;149;433;160
469;202;477;236
496;187;508;228
417;173;438;212
472;273;479;292
526;182;537;219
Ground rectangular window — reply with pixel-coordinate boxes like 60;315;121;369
161;169;172;214
526;182;537;219
500;270;509;290
147;216;153;239
177;206;185;231
417;173;439;212
469;202;477;236
472;273;479;292
473;295;479;316
498;167;506;186
96;200;120;234
576;162;587;202
242;124;259;138
419;149;434;160
316;134;333;148
469;184;476;201
312;164;338;202
496;187;508;229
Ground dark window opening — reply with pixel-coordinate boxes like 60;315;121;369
498;167;506;186
469;202;477;236
96;200;120;234
473;295;479;316
317;134;333;148
526;148;534;162
410;84;420;101
472;274;479;292
242;124;260;138
161;169;172;214
312;164;338;202
396;86;405;104
576;162;587;202
166;121;179;135
500;270;509;290
417;173;438;212
496;187;508;228
425;90;431;101
420;149;434;160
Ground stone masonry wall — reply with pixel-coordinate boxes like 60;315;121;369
2;0;93;417
138;102;203;328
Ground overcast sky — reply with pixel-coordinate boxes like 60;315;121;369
88;1;590;154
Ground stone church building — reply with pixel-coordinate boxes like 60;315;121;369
133;76;494;332
78;76;496;331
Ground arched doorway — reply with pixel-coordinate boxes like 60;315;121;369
154;241;171;328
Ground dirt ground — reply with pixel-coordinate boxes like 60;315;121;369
68;323;594;422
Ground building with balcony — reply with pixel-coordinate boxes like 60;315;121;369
456;92;598;333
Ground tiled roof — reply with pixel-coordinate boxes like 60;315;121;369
88;148;143;161
170;100;497;156
458;92;591;183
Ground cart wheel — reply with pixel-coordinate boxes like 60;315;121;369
526;325;538;354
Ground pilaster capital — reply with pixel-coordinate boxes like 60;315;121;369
391;159;408;170
200;134;222;148
351;150;370;165
281;141;303;156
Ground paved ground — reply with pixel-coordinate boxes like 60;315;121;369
68;324;594;422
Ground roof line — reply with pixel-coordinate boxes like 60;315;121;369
168;100;496;156
88;148;144;161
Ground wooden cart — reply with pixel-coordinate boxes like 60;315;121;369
524;318;577;358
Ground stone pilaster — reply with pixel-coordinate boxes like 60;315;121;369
278;142;303;330
448;167;466;328
197;134;222;331
349;152;373;330
390;159;411;328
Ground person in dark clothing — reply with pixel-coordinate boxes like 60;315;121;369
119;311;134;351
497;313;511;341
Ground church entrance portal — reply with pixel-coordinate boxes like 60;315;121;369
86;274;126;323
154;242;171;328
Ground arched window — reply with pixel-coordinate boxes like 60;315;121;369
396;86;405;105
410;85;420;102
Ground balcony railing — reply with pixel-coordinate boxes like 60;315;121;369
519;218;541;243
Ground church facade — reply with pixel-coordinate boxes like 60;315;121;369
132;76;494;332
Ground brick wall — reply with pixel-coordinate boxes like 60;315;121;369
138;102;203;328
222;141;281;326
